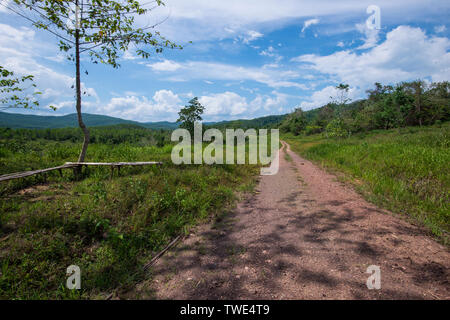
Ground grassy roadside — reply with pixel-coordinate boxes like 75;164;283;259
282;122;449;244
0;139;259;299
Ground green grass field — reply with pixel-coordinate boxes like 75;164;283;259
283;122;450;244
0;138;259;299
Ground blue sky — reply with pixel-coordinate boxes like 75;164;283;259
0;0;449;122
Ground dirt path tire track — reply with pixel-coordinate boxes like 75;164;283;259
129;141;449;300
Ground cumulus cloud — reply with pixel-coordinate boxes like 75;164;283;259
89;90;288;122
299;85;359;110
199;91;288;120
301;18;319;33
96;90;182;122
200;92;248;116
293;26;450;88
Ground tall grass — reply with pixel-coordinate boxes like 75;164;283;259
283;123;449;243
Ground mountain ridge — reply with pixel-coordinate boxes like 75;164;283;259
0;111;286;130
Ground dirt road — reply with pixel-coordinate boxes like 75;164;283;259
130;141;449;299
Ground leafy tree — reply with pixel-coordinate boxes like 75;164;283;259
426;81;450;123
333;83;351;107
0;65;53;110
402;80;427;126
366;82;393;102
6;0;181;162
314;103;335;129
280;108;307;135
325;118;348;138
279;80;449;136
177;97;205;137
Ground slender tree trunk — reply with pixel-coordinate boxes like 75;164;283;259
75;15;89;163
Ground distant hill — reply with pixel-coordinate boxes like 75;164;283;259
208;114;287;129
0;112;179;130
0;111;286;130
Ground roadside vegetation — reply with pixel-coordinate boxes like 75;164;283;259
283;122;449;243
0;126;259;299
280;80;449;137
280;79;449;243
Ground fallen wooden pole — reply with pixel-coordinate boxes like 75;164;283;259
0;164;77;182
0;161;163;183
106;234;184;300
65;161;163;166
143;235;183;271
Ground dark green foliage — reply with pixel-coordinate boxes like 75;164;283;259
0;112;180;130
280;80;450;136
177;97;205;137
0;125;170;147
280;108;307;135
209;114;287;130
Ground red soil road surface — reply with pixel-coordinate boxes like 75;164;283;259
130;141;449;300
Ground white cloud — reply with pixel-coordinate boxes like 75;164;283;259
88;90;287;122
301;18;319;33
147;0;448;42
293;26;450;89
0;23;98;111
147;59;182;71
200;92;248;116
259;46;276;57
198;91;288;120
261;91;288;111
0;1;12;13
299;85;359;110
97;90;182;122
146;60;305;89
241;30;263;44
153;89;182;110
293;25;450;110
355;22;379;49
434;25;446;33
123;51;138;60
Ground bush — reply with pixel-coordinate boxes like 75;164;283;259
325;119;349;138
305;125;323;135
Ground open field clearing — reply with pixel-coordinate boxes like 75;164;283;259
0;133;259;299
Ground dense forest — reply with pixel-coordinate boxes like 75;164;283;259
280;80;450;137
208;114;287;130
0;124;170;146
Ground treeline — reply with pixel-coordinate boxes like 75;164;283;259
280;80;450;137
0;124;170;146
208;114;286;130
